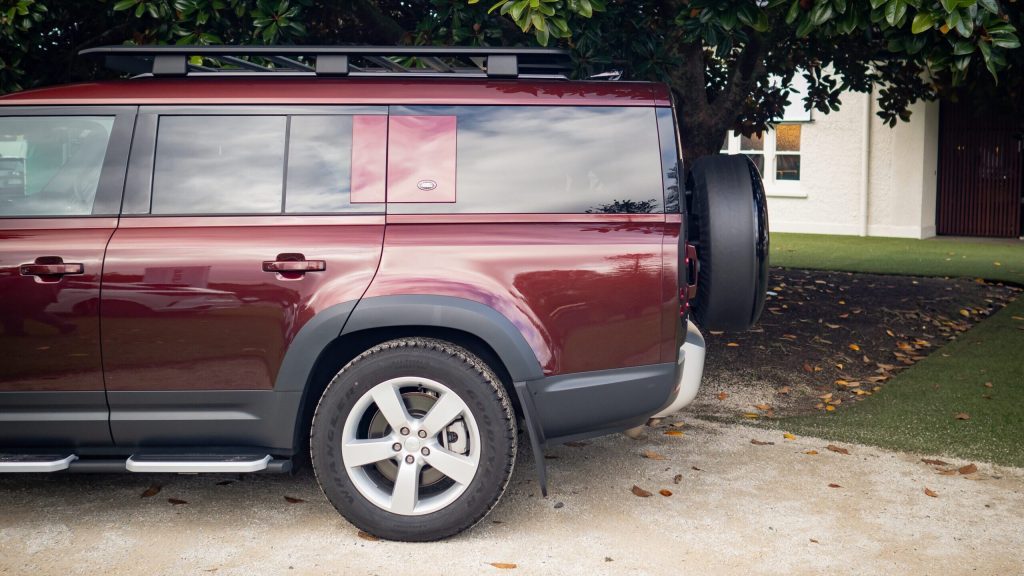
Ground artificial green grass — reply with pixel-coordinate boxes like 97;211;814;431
777;297;1024;467
771;233;1024;286
768;233;1024;467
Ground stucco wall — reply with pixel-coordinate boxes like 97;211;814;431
764;89;939;239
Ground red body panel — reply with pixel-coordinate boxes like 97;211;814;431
0;78;669;107
0;218;115;392
386;115;457;203
100;215;384;391
365;215;668;375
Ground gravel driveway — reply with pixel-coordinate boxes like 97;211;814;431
2;417;1021;576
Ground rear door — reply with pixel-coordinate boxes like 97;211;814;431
0;106;133;447
101;106;387;448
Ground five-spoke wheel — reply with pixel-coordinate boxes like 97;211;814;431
311;338;516;541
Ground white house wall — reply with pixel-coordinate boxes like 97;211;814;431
763;90;939;239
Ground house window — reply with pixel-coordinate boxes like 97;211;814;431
722;123;803;196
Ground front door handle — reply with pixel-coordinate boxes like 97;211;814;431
20;257;84;278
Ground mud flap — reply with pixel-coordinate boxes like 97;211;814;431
513;381;548;497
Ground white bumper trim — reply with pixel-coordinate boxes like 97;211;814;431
653;319;706;418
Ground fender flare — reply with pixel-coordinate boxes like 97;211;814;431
274;295;545;392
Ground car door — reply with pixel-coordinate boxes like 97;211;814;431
101;106;387;449
0;106;133;447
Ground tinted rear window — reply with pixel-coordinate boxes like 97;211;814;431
389;106;664;214
0;116;114;217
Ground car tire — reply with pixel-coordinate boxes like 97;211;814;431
310;337;516;542
687;154;770;331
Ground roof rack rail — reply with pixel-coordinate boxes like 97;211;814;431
78;45;574;80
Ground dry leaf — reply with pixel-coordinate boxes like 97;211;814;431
140;484;162;498
631;485;652;498
848;343;861;351
958;463;978;475
983;382;993;389
357;531;379;541
717;392;730;401
955;412;971;420
663;429;684;437
659;489;673;497
284;496;305;504
167;498;188;506
754;403;771;411
565;441;588;448
489;563;517;570
215;480;234;486
924;487;938;498
777;385;792;394
828;483;841;488
673;474;683;484
802;362;814;373
750;439;774;446
825;405;836;412
726;342;740;348
937;469;958;476
959;309;970;318
641;450;666;461
670;421;686;428
826;445;850;455
810;539;819;544
921;458;949;466
783;433;796;441
803;450;818;455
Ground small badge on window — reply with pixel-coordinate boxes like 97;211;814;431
417;179;438;191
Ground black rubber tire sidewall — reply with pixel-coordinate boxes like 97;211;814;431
688;154;769;332
310;338;516;542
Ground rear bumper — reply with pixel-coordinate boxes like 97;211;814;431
653;319;706;418
514;320;706;446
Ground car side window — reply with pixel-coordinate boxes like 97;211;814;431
0;116;115;217
147;113;379;215
388;105;665;214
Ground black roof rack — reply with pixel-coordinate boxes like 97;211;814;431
79;45;574;79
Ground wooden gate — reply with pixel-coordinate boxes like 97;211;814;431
936;100;1022;238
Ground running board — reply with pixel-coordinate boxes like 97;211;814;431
0;454;78;473
125;454;273;473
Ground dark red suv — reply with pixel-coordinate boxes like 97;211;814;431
0;46;768;540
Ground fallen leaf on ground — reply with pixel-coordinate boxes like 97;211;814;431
750;439;774;446
828;483;841;488
691;466;702;471
924;487;938;498
631;485;652;498
958;463;978;475
140;484;162;498
959;309;970;318
983;382;993;389
641;450;666;461
937;469;958;476
659;489;673;497
489;563;517;570
921;458;949;466
955;412;971;420
810;539;819;544
167;498;188;506
663;429;684;437
215;480;234;486
848;343;860;351
777;386;792;394
742;412;760;419
564;441;587;448
673;474;683;484
717;392;729;401
826;445;850;455
726;342;740;347
825;405;836;412
803;450;818;455
754;403;771;411
357;531;379;541
284;496;305;504
783;433;796;440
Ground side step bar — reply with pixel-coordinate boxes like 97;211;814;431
0;454;78;473
125;454;273;473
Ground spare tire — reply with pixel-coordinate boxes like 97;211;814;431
686;154;769;332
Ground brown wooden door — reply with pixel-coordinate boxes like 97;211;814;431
937;100;1022;238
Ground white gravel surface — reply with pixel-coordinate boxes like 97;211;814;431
1;418;1022;576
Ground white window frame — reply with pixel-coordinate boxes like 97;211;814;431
722;123;806;198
